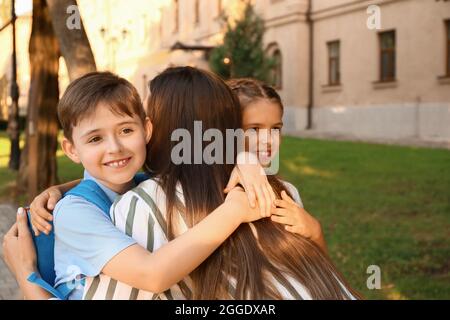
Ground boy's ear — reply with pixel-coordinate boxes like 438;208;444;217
144;117;153;144
61;138;81;164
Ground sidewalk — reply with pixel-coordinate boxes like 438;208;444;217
0;204;21;300
285;130;450;150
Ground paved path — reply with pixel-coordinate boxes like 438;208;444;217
0;204;21;300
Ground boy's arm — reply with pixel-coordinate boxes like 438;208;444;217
30;179;81;235
102;188;261;293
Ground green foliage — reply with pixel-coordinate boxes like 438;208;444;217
209;2;274;81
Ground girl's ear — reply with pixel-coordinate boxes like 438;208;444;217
144;117;153;143
61;138;81;164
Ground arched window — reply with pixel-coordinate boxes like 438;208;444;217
266;43;283;89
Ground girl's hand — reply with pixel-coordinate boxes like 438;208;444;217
224;187;267;223
2;208;38;279
224;152;276;218
29;187;62;236
271;191;323;242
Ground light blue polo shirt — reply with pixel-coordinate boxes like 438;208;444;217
53;170;137;300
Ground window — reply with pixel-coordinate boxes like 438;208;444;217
173;0;179;33
379;30;396;82
267;43;283;89
327;41;340;85
195;0;200;25
446;20;450;76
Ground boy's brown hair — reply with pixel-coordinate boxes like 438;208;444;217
58;71;146;142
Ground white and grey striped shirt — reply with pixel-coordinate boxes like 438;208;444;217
82;179;192;300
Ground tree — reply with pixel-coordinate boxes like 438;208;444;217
46;0;96;80
18;0;60;200
209;2;274;82
18;0;96;200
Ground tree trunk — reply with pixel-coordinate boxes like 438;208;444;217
18;0;96;201
18;0;60;201
46;0;96;81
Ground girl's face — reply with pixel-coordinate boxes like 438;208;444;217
242;99;283;167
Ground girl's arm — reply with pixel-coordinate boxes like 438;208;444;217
29;179;81;235
101;187;262;293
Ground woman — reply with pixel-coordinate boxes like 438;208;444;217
82;67;360;299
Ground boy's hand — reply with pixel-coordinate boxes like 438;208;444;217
29;187;62;236
224;153;276;218
271;191;322;241
224;187;267;223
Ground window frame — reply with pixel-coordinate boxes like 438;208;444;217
446;20;450;77
327;40;341;86
378;30;396;82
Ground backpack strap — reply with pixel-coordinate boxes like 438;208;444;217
134;172;150;185
27;272;68;300
26;209;57;286
65;180;112;218
26;180;111;299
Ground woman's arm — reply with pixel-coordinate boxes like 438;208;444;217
102;187;262;293
2;209;54;300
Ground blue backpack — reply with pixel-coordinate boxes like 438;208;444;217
26;173;148;300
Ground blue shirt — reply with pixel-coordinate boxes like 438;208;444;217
53;171;137;300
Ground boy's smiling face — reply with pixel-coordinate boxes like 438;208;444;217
62;102;152;194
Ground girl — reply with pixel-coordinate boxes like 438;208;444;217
227;78;327;251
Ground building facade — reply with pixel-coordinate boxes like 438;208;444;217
1;0;449;141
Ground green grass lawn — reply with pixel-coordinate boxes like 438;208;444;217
279;136;450;300
0;131;449;299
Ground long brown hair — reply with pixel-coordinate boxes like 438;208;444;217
227;78;283;113
145;67;360;300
